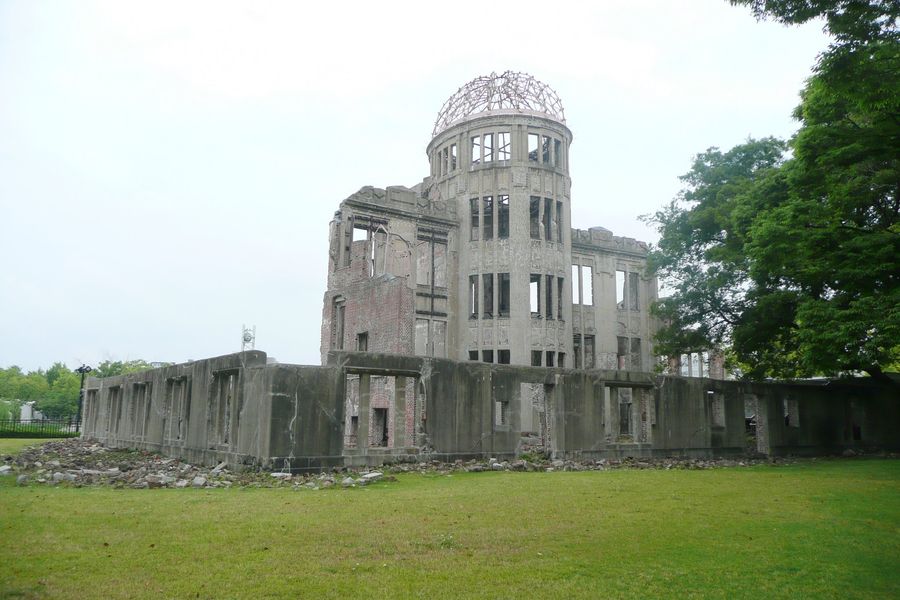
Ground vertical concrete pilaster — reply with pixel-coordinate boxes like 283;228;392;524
358;374;370;453
393;375;407;448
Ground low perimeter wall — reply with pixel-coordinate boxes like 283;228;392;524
81;350;900;471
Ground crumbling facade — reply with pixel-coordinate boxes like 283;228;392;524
321;72;658;372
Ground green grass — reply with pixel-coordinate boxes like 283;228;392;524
1;459;898;599
0;438;51;456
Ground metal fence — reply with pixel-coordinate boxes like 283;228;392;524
0;418;81;438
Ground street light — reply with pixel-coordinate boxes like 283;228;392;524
75;365;93;433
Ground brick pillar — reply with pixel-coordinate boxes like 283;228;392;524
393;376;407;448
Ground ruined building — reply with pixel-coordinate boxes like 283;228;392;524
79;74;899;471
321;72;657;372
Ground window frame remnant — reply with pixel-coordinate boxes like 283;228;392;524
482;273;494;318
482;350;494;363
557;277;564;320
470;197;480;241
483;133;493;163
530;274;541;317
571;264;580;304
546;275;554;320
498;272;510;317
581;265;593;306
616;270;626;308
471;135;481;165
543;198;552;241
498;132;511;160
542;135;552;164
530;196;541;239
556;200;563;243
483;196;494;240
498;195;509;239
546;351;555;367
450;144;457;171
469;275;479;319
528;133;539;162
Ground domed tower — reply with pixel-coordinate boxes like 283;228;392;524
426;72;573;367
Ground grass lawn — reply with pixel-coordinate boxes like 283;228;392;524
1;457;898;599
0;438;51;456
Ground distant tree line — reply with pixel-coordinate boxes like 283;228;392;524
0;360;160;419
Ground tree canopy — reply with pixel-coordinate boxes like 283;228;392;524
646;1;899;379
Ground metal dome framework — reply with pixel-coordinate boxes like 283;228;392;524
433;71;565;137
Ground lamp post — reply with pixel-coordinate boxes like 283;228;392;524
75;365;92;433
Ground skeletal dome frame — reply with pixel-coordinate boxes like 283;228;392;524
433;71;566;137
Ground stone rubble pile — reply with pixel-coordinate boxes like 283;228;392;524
2;438;890;490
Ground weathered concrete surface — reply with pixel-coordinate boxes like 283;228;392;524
81;350;899;472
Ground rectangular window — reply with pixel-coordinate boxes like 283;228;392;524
531;350;542;366
482;273;494;318
498;273;510;317
543;198;552;241
581;265;593;305
546;351;555;367
356;332;368;352
469;275;479;318
498;132;511;160
573;335;582;369
542;135;552;164
415;319;428;355
333;300;345;350
482;350;494;363
442;147;448;176
432;321;447;357
785;398;800;428
498;349;510;364
483;196;493;240
495;400;509;426
546;275;554;320
631;338;642;371
483;133;493;163
617;336;629;370
530;197;541;239
629;272;640;311
528;133;539;162
530;274;541;316
556;201;563;243
469;350;479;361
557;278;564;319
470;197;480;241
558;352;565;368
571;265;580;304
450;144;457;170
498;195;509;239
434;242;447;287
554;139;561;167
471;136;481;165
616;270;626;308
584;335;595;369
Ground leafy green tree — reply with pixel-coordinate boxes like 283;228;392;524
93;359;156;378
646;2;899;378
36;371;81;419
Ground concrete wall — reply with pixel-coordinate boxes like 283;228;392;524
82;350;900;472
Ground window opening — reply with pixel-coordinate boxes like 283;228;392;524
784;398;800;427
557;278;564;319
542;135;552;164
554;138;561;167
530;197;541;239
543;198;552;241
530;274;541;316
356;332;368;352
528;133;539;162
617;336;629;370
450;144;457;170
415;319;428;355
631;338;642;371
471;136;481;165
581;265;593;305
469;275;479;318
333;300;345;350
498;132;511;160
470;197;479;241
546;275;554;320
495;400;509;426
531;351;542;366
558;352;565;368
498;273;510;317
546;351;555;367
573;335;582;369
556;201;563;243
629;272;640;311
371;408;388;447
483;133;493;163
498;349;510;364
469;350;479;361
482;273;494;318
571;265;580;304
584;335;595;369
482;350;494;363
498;195;509;239
442;147;449;176
483;196;493;240
616;270;626;308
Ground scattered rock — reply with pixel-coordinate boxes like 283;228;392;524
191;476;207;488
16;474;28;486
0;465;11;475
360;471;383;482
270;472;292;479
341;477;355;488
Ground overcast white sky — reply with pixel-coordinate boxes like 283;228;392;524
0;1;829;371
